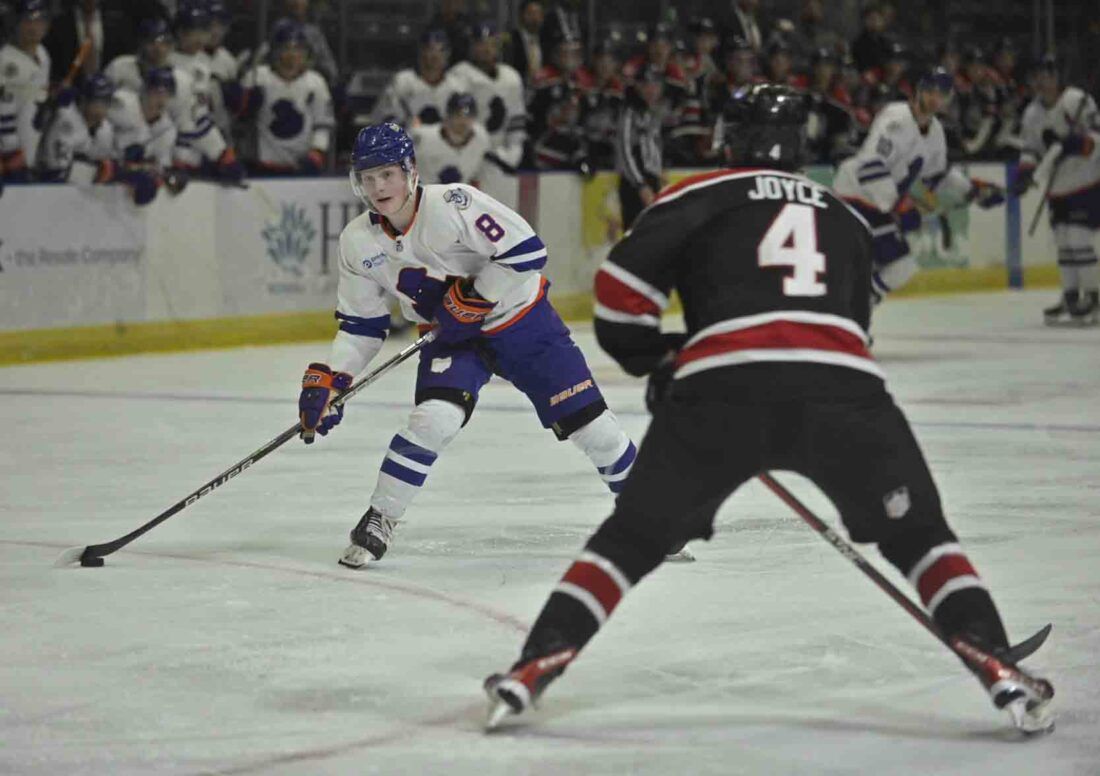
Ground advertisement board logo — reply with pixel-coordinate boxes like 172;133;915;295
262;204;317;277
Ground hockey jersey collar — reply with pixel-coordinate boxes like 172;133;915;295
370;186;425;239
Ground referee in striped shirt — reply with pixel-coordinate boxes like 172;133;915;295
615;65;666;228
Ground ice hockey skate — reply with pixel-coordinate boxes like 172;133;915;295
483;645;577;730
953;629;1056;735
1069;291;1099;326
665;541;696;563
338;508;397;569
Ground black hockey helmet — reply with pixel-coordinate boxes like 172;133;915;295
446;91;477;117
1031;52;1060;76
721;83;807;171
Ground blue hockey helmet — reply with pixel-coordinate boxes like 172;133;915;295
16;0;49;20
468;19;498;41
138;17;173;42
419;27;451;49
446;91;478;117
350;122;418;205
82;72;115;102
143;65;177;94
174;1;211;31
271;19;309;50
915;65;954;95
205;0;230;23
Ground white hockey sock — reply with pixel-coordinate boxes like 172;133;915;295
369;399;465;519
1054;224;1097;292
871;255;919;299
569;410;637;494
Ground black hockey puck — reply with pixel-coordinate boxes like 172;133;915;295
80;556;105;567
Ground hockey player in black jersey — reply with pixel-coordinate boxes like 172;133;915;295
483;84;1054;735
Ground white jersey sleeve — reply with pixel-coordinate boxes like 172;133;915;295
447;183;548;302
330;215;394;374
1019;100;1047;170
921;119;973;201
0;43;50;164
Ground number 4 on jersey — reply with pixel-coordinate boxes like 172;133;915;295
757;203;827;297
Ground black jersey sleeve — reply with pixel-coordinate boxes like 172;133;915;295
593;186;718;375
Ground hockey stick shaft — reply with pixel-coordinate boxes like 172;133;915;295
65;331;434;565
755;473;1052;698
1027;96;1088;237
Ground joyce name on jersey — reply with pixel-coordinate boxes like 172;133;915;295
108;90;176;168
0;42;50;159
242;64;333;167
104;54;225;164
37;103;114;180
1020;87;1100;197
411;122;490;185
595;168;880;382
336;183;548;338
372;69;464;127
833;101;970;212
448;60;526;165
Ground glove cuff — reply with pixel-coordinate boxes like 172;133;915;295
302;363;352;390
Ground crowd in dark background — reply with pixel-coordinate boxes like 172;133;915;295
3;0;1098;193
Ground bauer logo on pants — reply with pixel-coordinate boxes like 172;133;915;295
883;486;911;519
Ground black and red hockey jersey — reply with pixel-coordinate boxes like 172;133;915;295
594;167;880;386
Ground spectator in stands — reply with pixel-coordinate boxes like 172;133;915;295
717;34;761;94
578;38;624;170
371;28;463;128
721;0;764;54
532;80;589;173
235;21;333;176
955;45;1004;158
615;64;664;228
448;20;527;173
541;0;584;60
623;22;692;135
763;38;797;86
669;16;721;165
801;48;858;163
528;25;583;145
507;0;544;87
271;0;337;85
779;0;844;73
411;91;489;185
44;0;104;83
864;38;911;114
851;2;890;74
428;0;472;65
838;49;873;129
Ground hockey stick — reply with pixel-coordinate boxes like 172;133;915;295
55;331;435;568
755;473;1054;719
33;39;93;143
1027;96;1088;237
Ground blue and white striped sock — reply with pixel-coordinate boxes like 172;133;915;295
371;432;440;519
597;441;637;494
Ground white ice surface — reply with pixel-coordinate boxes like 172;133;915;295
1;290;1098;775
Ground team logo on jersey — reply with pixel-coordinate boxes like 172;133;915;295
443;187;471;209
361;252;388;269
876;135;893;158
4;63;16;78
261;203;316;276
883;486;911;520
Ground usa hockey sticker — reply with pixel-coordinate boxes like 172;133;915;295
883;486;911;519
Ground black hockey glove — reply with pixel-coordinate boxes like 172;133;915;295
644;334;689;413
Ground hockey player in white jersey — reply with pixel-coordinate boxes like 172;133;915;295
105;66;180;205
37;72;114;181
203;0;239;140
411;92;490;185
296;123;643;570
0;0;51;180
833;67;1006;303
234;20;333;174
168;2;218;156
448;20;527;171
371;28;463;128
104;16;243;181
1015;55;1100;325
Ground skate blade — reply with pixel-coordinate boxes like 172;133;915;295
485;700;514;731
665;548;696;563
1045;317;1098;328
1005;696;1055;736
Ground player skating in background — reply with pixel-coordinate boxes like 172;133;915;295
833;67;1007;304
411;92;490;185
483;84;1054;735
297;122;655;570
1015;55;1100;326
233;20;333;175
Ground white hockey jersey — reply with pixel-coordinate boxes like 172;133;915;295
447;61;526;167
241;64;333;168
371;69;464;128
411;122;490;185
108;89;176;169
37;103;114;183
104;54;226;165
1020;87;1100;197
205;45;238;138
330;183;549;375
0;42;50;165
833;101;971;212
